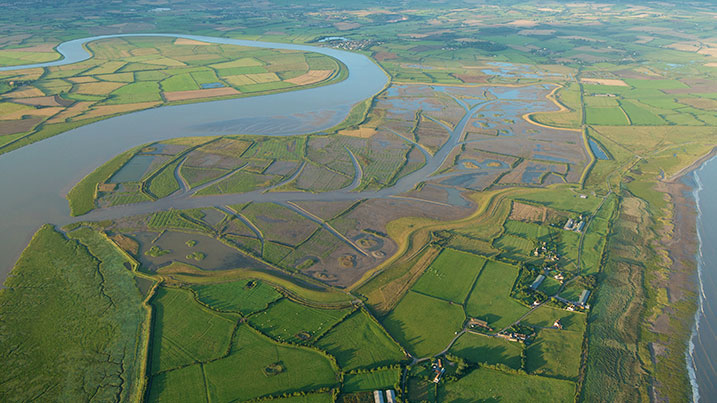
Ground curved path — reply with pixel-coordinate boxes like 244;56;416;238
0;33;388;279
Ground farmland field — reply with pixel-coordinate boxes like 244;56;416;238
526;329;583;380
248;298;352;343
316;310;406;370
382;290;465;358
464;260;529;330
149;287;238;374
202;325;338;401
342;367;401;393
410;248;485;303
190;279;282;315
438;366;576;402
449;332;524;369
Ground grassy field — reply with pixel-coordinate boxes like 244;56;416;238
149;287;238;374
410;248;485;304
0;225;146;402
438;366;576;402
382;290;465;358
464;260;529;330
248;298;352;344
449;332;524;369
521;305;586;333
147;364;207;403
316;310;406;370
203;325;338;401
342;367;401;393
526;329;583;380
190;279;282;315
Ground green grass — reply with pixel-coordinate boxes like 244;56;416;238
190;279;282;315
438;366;576;402
107;81;162;104
465;260;529;330
526;329;583;380
67;146;140;216
343;367;401;393
0;225;146;402
160;72;199;92
620;100;666;125
249;298;352;344
538;276;562;295
148;159;181;198
515;189;602;213
495;233;535;260
449;332;524;369
150;287;238;374
586;107;629;125
147;364;207;403
202;325;338;401
411;249;485;303
382;291;465;358
315;310;406;371
521;305;586;333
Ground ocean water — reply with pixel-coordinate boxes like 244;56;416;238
689;155;717;402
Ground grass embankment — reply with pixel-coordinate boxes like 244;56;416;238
67;146;140;216
156;262;355;307
0;225;147;402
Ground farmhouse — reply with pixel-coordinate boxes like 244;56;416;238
431;359;446;383
373;390;385;403
385;389;396;403
468;317;493;331
553;319;563;330
530;274;546;290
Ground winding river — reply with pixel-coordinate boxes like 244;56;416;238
0;33;388;279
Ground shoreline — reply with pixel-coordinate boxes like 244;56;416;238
662;149;717;402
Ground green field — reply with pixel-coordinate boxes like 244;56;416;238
382;290;465;358
203;325;338;401
147;364;207;403
438;366;576;402
526;329;583;380
464;260;529;330
150;287;237;373
449;332;524;369
190;279;282;315
343;367;401;393
316;310;406;370
410;248;485;303
249;298;352;343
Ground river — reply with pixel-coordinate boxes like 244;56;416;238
689;155;717;402
0;33;388;279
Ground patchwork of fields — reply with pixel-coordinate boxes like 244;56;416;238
2;1;716;401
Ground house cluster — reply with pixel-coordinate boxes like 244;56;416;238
373;389;396;403
323;38;379;51
497;331;529;343
533;241;560;262
431;359;446;383
467;317;493;332
564;217;586;232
